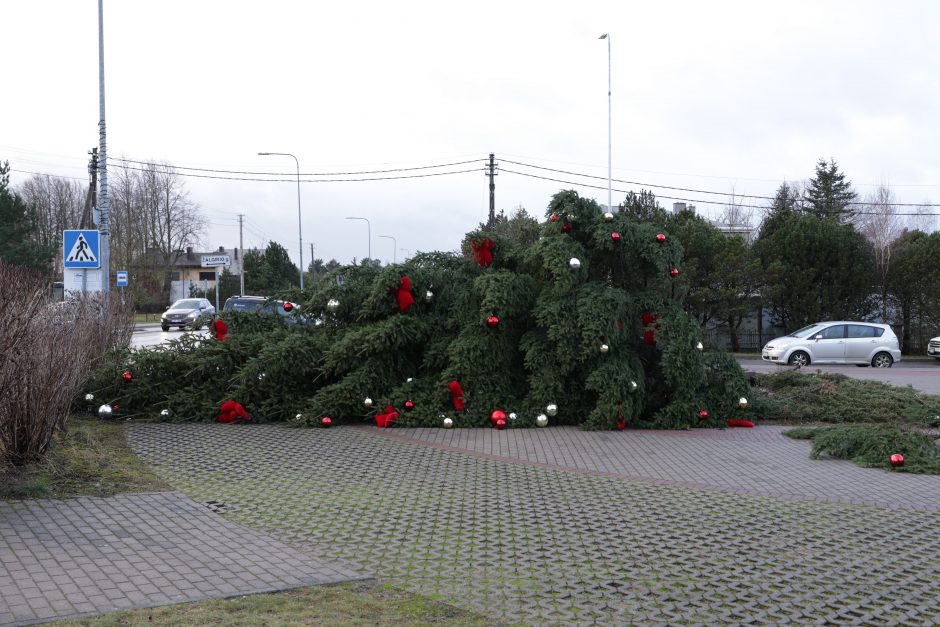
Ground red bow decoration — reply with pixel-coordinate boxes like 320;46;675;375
641;311;661;346
727;419;755;428
449;380;465;411
375;405;400;428
218;400;248;423
213;318;228;341
470;238;494;268
396;275;415;313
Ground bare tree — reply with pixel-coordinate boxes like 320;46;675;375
18;174;86;265
855;184;905;321
720;186;755;229
907;201;937;234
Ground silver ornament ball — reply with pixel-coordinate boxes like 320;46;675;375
425;290;434;303
546;403;558;417
566;213;575;221
98;404;113;419
84;393;95;402
364;397;374;409
508;412;518;421
603;211;614;221
443;417;454;428
294;413;304;422
629;380;638;392
600;343;609;354
160;409;170;417
535;414;549;428
695;341;704;351
326;298;340;312
569;257;581;270
738;397;748;409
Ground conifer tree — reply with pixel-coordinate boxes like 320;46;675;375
805;158;857;223
91;191;751;430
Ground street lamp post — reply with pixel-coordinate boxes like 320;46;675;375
258;151;304;289
345;216;371;262
599;33;611;214
379;235;397;264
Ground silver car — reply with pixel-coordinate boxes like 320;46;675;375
761;322;901;368
161;298;215;331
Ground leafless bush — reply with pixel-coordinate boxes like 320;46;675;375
0;263;132;466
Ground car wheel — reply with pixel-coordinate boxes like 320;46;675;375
788;351;810;367
872;352;893;368
161;325;169;332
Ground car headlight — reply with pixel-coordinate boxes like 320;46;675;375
186;311;198;320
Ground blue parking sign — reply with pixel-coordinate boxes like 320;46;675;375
63;230;100;269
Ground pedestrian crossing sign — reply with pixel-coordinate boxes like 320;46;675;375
63;230;100;269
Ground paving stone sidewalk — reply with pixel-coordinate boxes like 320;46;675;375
0;492;363;626
128;423;940;626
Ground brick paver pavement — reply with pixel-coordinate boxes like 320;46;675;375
0;492;362;626
372;424;940;511
127;423;940;625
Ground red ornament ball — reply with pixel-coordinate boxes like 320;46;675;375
890;453;905;467
495;418;506;430
562;223;572;233
321;416;332;428
550;213;559;222
404;400;415;412
490;409;507;424
669;268;680;278
611;232;621;242
122;371;132;382
616;417;626;431
486;315;500;328
656;233;667;243
283;301;293;312
698;410;709;420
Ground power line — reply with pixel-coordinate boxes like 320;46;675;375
499;168;940;216
501;159;940;208
104;162;481;183
9;168;87;182
108;156;485;177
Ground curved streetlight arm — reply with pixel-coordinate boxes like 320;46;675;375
258;151;304;289
379;235;397;264
345;216;371;262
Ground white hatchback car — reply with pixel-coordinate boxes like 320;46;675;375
761;322;901;368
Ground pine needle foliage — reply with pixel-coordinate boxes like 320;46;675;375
784;424;940;474
89;191;750;430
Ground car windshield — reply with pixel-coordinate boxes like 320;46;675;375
225;299;264;312
171;299;204;309
788;324;822;338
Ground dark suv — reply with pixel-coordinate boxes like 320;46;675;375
222;295;300;322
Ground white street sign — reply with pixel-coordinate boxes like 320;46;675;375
201;255;230;267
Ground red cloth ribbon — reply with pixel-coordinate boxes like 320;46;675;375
470;238;494;268
213;318;228;341
375;405;400;428
218;400;248;423
396;275;415;313
727;419;755;428
449;380;465;411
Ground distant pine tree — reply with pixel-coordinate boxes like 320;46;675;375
804;158;857;223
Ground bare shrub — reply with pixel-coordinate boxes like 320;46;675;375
0;263;132;466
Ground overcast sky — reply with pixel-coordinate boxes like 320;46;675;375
3;1;939;268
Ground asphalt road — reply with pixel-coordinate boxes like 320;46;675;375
737;355;940;395
130;325;939;395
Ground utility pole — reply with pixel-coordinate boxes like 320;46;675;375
485;153;498;228
309;242;315;282
80;148;98;229
98;0;110;295
237;214;245;295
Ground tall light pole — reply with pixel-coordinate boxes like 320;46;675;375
379;235;397;264
599;33;611;214
258;152;304;289
98;0;110;294
345;216;371;262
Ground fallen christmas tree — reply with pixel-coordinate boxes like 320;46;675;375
88;190;752;429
